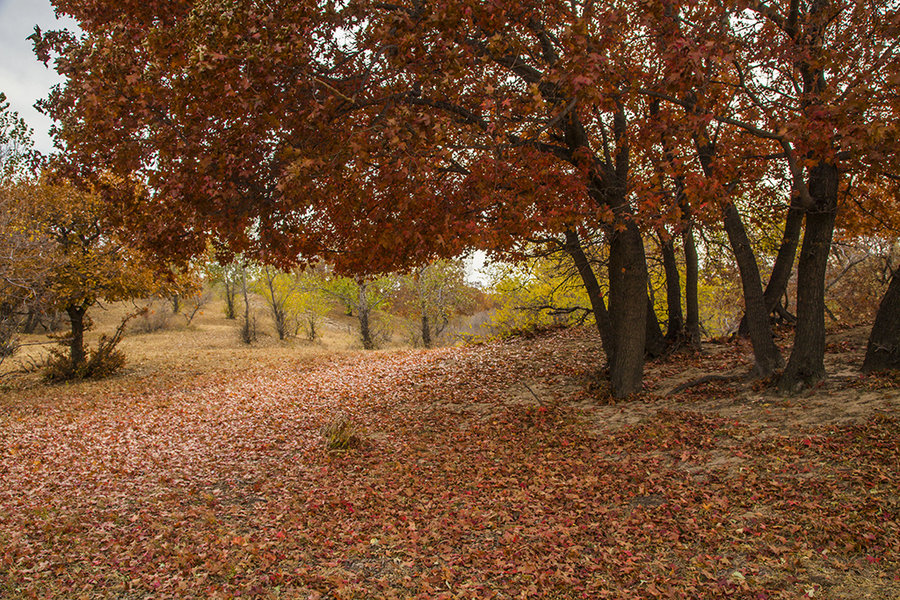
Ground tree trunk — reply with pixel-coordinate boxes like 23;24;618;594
239;265;254;344
780;162;839;391
23;307;42;334
224;279;237;320
645;299;667;358
682;220;702;348
264;267;287;340
607;222;648;397
421;312;432;348
562;229;613;358
660;234;684;340
357;279;374;350
723;202;784;377
738;194;804;335
66;304;87;368
862;268;900;372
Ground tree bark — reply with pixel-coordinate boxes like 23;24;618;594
66;304;87;368
607;221;648;397
645;299;667;358
738;194;804;335
682;219;702;348
862;268;900;372
780;162;839;391
723;202;784;377
660;234;684;340
357;278;374;350
223;278;237;320
263;266;287;340
562;229;613;358
421;312;432;348
239;264;254;344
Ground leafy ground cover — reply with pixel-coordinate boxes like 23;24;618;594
1;325;898;599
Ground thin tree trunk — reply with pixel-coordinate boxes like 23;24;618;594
862;268;900;372
357;278;374;350
650;98;698;348
660;234;684;340
723;202;784;377
738;194;804;335
562;229;613;358
694;134;780;375
682;219;702;348
240;265;254;344
763;197;804;314
780;162;839;391
223;279;237;320
421;312;432;348
264;266;287;340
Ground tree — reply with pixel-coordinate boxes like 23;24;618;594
254;265;300;340
645;0;899;388
290;266;335;341
395;260;475;347
37;0;665;395
486;253;595;340
0;185;55;362
0;98;46;363
205;258;242;320
35;0;899;394
323;274;395;350
17;179;170;377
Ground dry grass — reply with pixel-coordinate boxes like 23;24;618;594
0;298;394;399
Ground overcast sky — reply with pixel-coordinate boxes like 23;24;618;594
0;0;77;154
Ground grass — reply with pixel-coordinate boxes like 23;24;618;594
1;298;393;394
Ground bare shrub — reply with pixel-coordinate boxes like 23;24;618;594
131;302;175;334
182;289;213;326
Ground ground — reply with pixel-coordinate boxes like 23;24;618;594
0;306;898;599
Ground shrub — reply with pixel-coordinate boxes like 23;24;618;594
321;414;363;451
131;303;175;334
0;318;19;358
44;311;136;382
44;334;127;382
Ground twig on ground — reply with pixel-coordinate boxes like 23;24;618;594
523;382;544;405
668;373;744;395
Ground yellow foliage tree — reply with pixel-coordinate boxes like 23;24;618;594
13;179;174;378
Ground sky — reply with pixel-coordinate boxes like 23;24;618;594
0;0;77;154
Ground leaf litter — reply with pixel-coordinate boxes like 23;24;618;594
0;326;898;599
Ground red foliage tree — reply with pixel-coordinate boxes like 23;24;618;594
35;0;900;392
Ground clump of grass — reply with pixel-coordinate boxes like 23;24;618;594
321;413;364;451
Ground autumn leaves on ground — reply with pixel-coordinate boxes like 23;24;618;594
1;313;898;600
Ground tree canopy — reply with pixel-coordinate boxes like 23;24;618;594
34;0;900;395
